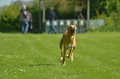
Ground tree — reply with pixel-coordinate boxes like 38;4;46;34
91;0;120;31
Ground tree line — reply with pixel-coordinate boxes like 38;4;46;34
0;0;120;32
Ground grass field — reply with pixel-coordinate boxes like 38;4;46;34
0;32;120;79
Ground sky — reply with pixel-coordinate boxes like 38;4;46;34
0;0;32;6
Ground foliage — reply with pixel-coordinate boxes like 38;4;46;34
45;0;86;19
0;4;20;32
0;0;40;33
92;12;114;32
0;0;120;32
104;0;120;28
89;0;120;32
27;0;40;33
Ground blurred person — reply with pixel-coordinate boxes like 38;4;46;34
26;9;33;30
20;5;29;34
47;7;57;34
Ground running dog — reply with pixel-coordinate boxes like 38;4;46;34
59;25;77;66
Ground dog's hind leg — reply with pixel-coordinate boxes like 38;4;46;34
60;49;63;63
62;48;67;66
70;51;74;62
60;39;63;63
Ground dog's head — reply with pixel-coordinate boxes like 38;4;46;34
67;25;77;36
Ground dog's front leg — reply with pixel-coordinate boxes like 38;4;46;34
69;48;74;62
62;48;67;66
60;49;63;63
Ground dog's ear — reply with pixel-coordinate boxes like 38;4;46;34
73;25;77;30
67;25;71;31
75;26;77;30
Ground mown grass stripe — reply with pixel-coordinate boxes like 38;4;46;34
0;32;120;79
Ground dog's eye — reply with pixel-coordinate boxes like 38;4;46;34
74;27;76;29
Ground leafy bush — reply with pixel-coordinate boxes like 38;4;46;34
0;5;20;32
1;0;120;32
0;0;85;32
89;11;120;32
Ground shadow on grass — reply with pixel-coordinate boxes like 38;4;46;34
30;64;56;67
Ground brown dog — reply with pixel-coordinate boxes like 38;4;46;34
59;25;77;66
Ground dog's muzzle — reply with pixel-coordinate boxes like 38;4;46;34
71;29;75;35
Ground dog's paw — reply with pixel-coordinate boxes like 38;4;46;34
60;60;63;63
60;57;63;63
70;58;73;62
62;63;65;66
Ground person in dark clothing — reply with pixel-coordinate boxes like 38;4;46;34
20;5;29;34
47;7;57;34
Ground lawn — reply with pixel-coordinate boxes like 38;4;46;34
0;32;120;79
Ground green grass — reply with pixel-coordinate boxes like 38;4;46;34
0;32;120;79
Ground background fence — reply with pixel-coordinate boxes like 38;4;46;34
45;19;86;33
86;19;106;30
44;19;105;33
